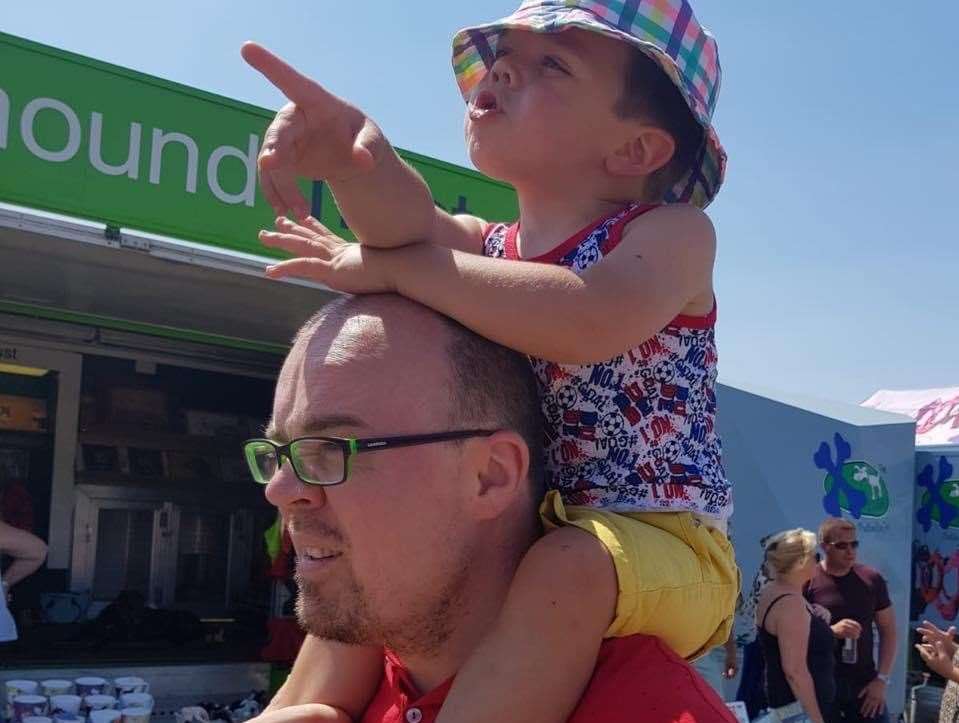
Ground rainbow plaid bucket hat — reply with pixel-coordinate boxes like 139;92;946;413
452;0;726;208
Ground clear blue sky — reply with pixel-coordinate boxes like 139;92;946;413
5;1;957;405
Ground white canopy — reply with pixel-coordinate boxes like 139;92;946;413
861;386;959;446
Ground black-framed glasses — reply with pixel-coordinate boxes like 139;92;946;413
243;429;496;486
826;540;860;551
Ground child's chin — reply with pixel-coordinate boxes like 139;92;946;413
468;146;516;182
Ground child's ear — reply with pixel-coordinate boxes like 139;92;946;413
605;125;676;178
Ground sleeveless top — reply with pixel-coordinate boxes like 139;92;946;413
0;577;16;642
483;203;732;519
759;593;836;715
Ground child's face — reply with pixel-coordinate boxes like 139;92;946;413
464;28;640;190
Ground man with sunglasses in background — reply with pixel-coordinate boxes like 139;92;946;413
804;518;897;723
243;294;734;723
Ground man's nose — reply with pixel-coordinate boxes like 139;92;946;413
264;459;327;509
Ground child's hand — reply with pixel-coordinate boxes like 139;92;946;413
260;217;396;295
241;43;384;220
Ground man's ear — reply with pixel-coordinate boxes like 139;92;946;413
467;430;530;521
605;125;676;178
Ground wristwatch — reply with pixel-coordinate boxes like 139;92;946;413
876;673;891;685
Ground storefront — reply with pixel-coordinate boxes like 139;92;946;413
0;27;518;681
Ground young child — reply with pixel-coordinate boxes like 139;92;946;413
243;1;738;721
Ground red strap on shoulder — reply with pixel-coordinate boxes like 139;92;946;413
603;203;661;253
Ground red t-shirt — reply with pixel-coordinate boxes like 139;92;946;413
362;634;736;723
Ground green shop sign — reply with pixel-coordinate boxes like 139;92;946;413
0;32;517;255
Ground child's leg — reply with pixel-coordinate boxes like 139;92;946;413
436;526;616;723
266;636;383;720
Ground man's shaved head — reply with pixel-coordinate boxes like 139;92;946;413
283;294;544;485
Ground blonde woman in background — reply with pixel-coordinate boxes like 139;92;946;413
756;529;838;723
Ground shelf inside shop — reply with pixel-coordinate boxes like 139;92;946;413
78;425;246;454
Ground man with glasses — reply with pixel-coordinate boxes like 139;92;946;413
245;294;734;723
804;518;897;722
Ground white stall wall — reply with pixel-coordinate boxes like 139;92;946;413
911;449;959;633
717;382;916;718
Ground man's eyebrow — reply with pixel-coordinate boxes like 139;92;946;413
301;413;369;436
261;413;369;441
263;418;277;439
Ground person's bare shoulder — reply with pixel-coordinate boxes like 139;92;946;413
622;203;716;259
0;521;47;559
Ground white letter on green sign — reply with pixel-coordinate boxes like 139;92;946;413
90;112;142;179
207;133;258;207
21;97;81;162
149;129;199;194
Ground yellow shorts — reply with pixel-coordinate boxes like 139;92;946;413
540;490;740;660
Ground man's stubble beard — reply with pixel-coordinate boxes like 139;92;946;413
294;550;473;658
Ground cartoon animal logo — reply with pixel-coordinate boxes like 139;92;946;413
814;432;889;518
917;456;959;532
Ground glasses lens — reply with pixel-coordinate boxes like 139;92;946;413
291;439;344;485
245;441;279;484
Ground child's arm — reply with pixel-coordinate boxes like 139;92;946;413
264;637;383;721
242;43;486;254
262;203;715;365
438;526;616;723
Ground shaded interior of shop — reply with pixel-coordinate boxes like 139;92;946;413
0;206;339;667
2;355;284;663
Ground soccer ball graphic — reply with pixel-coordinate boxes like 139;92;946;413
601;415;625;437
557;385;578;409
654;361;675;383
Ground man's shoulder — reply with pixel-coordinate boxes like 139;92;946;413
851;563;887;585
852;562;883;577
852;563;890;596
804;565;832;592
570;635;735;722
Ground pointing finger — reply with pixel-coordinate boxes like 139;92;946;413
241;42;337;107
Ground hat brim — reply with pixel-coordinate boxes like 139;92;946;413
452;7;726;208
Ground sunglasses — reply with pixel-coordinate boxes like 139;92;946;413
826;540;860;551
